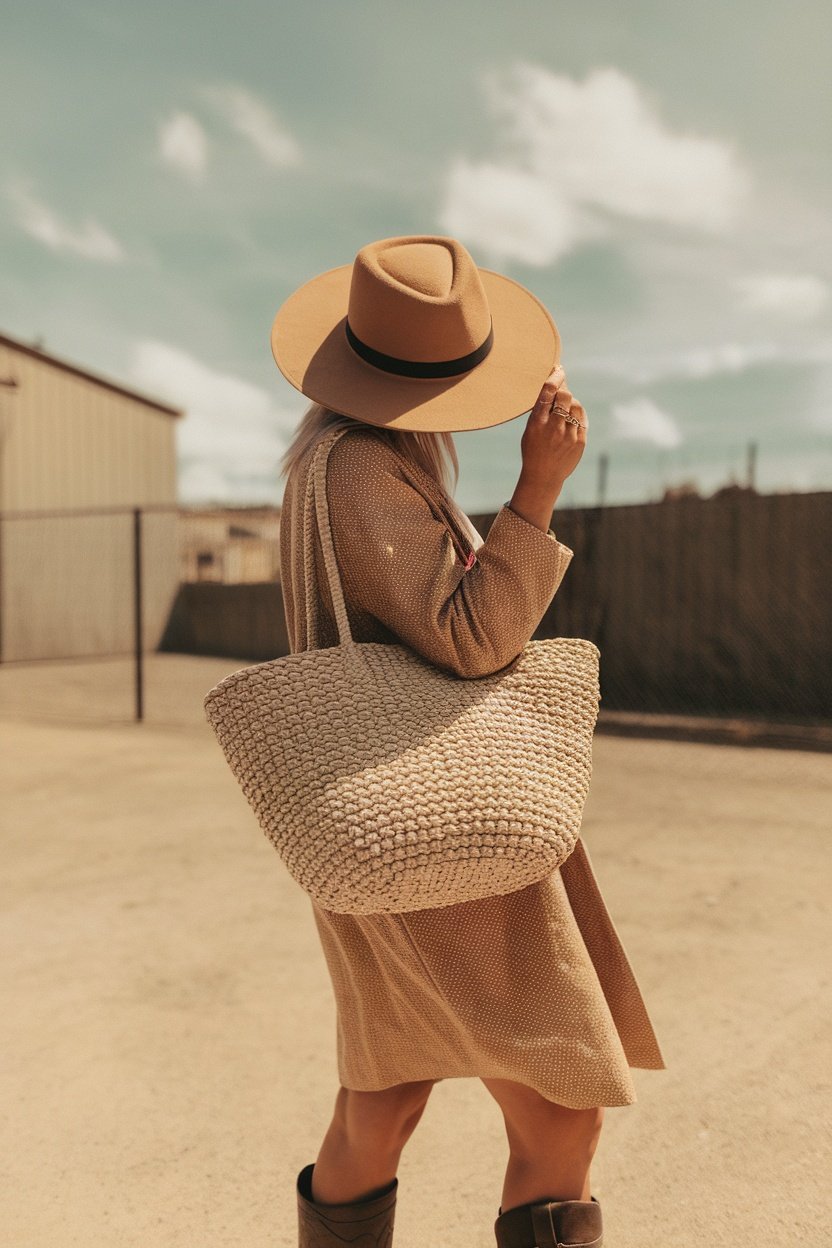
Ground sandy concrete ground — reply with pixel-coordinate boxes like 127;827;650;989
1;655;830;1246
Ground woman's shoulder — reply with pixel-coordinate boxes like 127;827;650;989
323;425;407;496
285;427;402;520
327;424;400;463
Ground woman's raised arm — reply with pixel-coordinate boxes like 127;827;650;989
326;431;573;679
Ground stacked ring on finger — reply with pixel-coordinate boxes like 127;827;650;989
551;403;587;428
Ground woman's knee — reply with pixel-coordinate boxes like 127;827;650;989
335;1080;436;1152
482;1078;604;1154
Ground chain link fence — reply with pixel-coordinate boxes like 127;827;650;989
1;489;829;744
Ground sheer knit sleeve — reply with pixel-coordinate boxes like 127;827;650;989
325;431;574;679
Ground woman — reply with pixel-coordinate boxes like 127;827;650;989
274;235;666;1248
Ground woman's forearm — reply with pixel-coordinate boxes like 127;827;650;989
507;472;564;533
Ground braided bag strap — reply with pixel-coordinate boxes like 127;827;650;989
301;426;354;651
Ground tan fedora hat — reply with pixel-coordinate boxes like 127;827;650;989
270;234;560;433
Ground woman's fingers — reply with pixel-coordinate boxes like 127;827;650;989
530;363;587;437
532;364;567;421
571;402;588;433
521;362;588;486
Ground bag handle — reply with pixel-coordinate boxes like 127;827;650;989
302;426;354;650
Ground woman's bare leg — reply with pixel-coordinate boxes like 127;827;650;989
310;1079;436;1204
481;1077;604;1210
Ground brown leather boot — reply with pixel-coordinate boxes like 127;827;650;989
494;1194;603;1247
296;1162;398;1247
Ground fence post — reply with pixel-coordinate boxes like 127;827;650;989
133;508;143;722
597;452;608;508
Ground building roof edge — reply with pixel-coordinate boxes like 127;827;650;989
0;329;184;417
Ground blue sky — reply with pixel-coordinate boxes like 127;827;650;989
2;0;831;509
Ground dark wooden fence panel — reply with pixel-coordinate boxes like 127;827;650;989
491;490;832;719
166;491;831;722
161;582;288;663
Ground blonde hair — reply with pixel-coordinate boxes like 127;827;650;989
279;402;459;498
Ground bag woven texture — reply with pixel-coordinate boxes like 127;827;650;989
203;426;602;915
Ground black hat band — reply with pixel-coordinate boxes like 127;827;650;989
345;318;494;379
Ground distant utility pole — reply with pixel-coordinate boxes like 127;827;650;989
747;441;757;490
597;452;608;508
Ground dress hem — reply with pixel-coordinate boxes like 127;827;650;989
334;1069;647;1110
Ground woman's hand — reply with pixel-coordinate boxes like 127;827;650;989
521;364;587;488
508;364;588;532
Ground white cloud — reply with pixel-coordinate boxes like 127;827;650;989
7;180;124;261
158;112;209;180
439;160;601;267
574;339;832;384
734;273;830;320
127;340;299;504
439;63;751;266
609;397;682;447
203;84;302;167
633;342;779;383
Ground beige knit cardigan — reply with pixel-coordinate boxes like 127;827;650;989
277;424;666;1107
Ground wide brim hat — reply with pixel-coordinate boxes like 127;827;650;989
270;234;560;433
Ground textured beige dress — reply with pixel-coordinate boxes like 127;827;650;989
279;424;666;1109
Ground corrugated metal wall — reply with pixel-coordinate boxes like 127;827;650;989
2;509;180;659
0;339;181;661
0;343;177;509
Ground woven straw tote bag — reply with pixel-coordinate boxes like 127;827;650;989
203;426;601;915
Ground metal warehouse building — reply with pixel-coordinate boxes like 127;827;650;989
0;331;184;662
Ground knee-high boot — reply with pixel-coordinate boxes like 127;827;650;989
494;1194;603;1247
296;1162;398;1247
